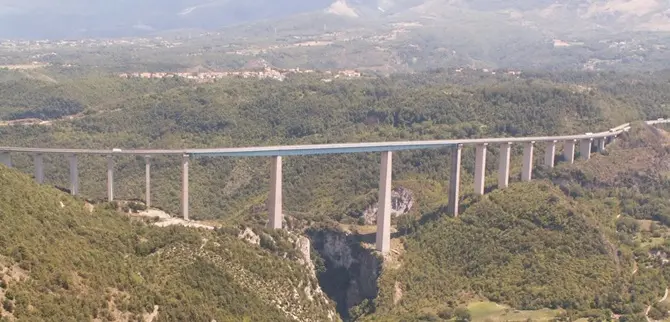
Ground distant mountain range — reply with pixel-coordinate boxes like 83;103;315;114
0;0;669;39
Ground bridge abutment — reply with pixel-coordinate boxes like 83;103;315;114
498;142;511;189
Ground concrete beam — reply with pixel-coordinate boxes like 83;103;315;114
521;141;534;182
498;142;511;189
181;154;189;221
268;156;283;230
474;143;488;195
0;152;11;167
597;138;606;153
68;154;79;196
544;140;557;168
580;139;592;160
145;156;151;208
376;151;392;254
34;153;44;184
563;140;576;164
447;144;463;217
107;155;114;201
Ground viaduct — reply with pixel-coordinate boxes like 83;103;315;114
1;120;668;254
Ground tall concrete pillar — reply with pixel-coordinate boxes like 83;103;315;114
447;144;463;217
597;138;606;153
580;139;592;160
474;143;488;195
0;152;11;167
34;154;44;184
564;140;576;164
521;142;534;182
145;156;151;208
106;155;114;201
181;154;189;221
268;156;283;230
68;154;79;196
498;142;512;189
544;140;557;168
376;151;392;254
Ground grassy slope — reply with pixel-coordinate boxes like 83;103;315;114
0;165;336;321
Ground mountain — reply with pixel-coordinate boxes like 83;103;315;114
1;0;670;39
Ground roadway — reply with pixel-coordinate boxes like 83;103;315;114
0;120;661;158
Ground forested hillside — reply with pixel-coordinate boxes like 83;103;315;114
4;69;670;320
0;165;337;321
2;69;669;222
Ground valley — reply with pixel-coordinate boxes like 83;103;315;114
3;1;670;320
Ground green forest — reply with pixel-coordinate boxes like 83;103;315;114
3;68;670;320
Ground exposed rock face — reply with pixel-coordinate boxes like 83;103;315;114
238;227;260;245
307;228;382;320
362;187;414;225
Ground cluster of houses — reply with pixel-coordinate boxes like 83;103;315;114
118;67;362;82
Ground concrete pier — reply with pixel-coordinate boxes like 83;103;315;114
68;154;79;195
498;142;511;189
474;143;487;195
580;139;592;160
521;142;534;182
376;151;392;253
564;140;576;164
145;156;151;208
34;154;44;184
107;155;114;201
268;156;283;230
181;154;189;221
597;138;606;153
0;152;11;167
447;144;463;217
545;140;557;168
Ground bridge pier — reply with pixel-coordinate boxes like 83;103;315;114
34;153;44;184
597;138;606;152
0;152;11;167
182;154;189;221
545;140;557;168
474;143;487;195
68;154;79;196
268;156;283;230
498;142;511;189
580;139;592;160
447;144;463;217
145;156;151;208
106;155;114;201
376;151;392;254
564;140;576;164
521;142;534;182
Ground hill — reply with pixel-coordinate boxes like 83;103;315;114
361;123;670;320
0;165;337;321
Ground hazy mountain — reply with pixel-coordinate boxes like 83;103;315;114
1;0;669;39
